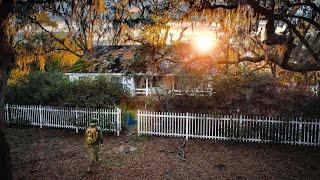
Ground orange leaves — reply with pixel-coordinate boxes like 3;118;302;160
16;55;35;69
34;12;58;28
51;51;79;67
16;54;46;72
37;55;46;70
16;54;46;71
7;68;29;85
275;44;287;58
93;0;106;14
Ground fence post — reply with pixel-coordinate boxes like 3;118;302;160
146;77;149;96
5;104;9;125
239;115;243;139
318;118;320;147
298;117;303;145
137;110;140;136
39;105;43;128
116;107;121;136
186;112;189;140
75;108;79;134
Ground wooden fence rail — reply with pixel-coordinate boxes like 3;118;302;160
138;110;320;146
4;104;121;136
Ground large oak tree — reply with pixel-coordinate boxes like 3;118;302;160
182;0;320;72
0;0;107;178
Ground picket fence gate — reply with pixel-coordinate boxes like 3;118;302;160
137;110;320;147
5;104;121;135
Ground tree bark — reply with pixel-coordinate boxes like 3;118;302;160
0;0;15;179
0;73;12;180
0;37;14;180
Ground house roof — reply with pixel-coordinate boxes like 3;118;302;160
70;45;178;74
69;44;215;75
69;45;138;74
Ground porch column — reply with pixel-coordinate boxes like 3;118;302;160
146;77;149;96
131;77;135;96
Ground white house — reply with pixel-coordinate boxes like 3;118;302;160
65;73;176;96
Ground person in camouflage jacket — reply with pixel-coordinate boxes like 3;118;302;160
85;118;103;172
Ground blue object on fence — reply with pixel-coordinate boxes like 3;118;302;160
125;112;136;126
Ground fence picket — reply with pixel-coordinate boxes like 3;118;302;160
200;114;203;137
318;118;320;146
307;119;310;145
205;115;208;139
211;115;214;139
136;110;320;147
5;104;121;135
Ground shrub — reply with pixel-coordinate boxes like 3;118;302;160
5;71;128;109
156;69;319;117
6;71;69;105
62;76;128;108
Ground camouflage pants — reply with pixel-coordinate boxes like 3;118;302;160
88;144;100;163
87;144;100;172
87;144;101;172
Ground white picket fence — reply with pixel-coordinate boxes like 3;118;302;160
137;111;320;146
5;104;121;135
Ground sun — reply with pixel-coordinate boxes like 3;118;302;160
194;34;216;54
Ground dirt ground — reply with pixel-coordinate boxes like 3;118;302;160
6;127;320;180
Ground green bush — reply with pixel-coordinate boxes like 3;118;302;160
6;71;69;105
5;71;128;109
158;69;319;117
69;59;89;72
62;76;128;108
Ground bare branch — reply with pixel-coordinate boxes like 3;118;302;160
30;17;83;57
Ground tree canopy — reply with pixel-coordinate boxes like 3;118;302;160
127;0;320;72
183;0;320;72
3;0;320;73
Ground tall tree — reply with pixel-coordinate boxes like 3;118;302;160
0;1;15;178
41;0;107;56
0;0;107;178
182;0;320;72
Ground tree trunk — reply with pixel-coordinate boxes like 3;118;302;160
0;87;12;180
0;39;14;180
0;0;15;178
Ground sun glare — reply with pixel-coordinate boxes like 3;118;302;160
193;34;216;54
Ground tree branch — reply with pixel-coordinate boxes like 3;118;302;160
288;2;320;14
30;17;83;57
236;55;320;72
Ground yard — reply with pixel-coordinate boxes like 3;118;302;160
7;127;320;179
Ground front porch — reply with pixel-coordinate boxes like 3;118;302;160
65;73;176;96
